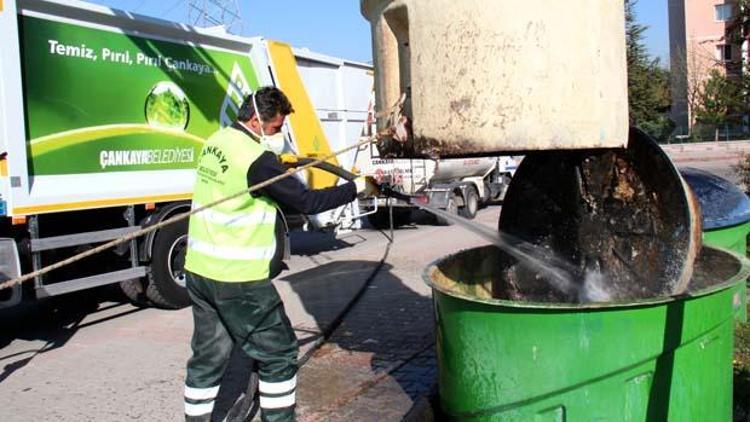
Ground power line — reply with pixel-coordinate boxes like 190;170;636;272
187;0;243;34
132;0;148;13
161;0;185;19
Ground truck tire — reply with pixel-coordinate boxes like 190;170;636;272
458;187;479;219
367;208;412;229
146;219;190;309
119;277;151;307
435;193;459;226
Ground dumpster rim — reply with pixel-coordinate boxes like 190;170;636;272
422;245;750;310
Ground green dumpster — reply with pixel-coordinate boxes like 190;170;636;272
425;245;750;421
681;167;750;323
680;167;750;255
704;221;750;255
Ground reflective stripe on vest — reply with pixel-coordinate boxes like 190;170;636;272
187;238;276;261
184;127;278;282
191;201;276;227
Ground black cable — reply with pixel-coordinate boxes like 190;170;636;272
284;157;359;182
231;157;394;420
297;237;392;367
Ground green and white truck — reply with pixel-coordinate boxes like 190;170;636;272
0;0;375;309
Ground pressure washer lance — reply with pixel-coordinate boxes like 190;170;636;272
0;136;379;292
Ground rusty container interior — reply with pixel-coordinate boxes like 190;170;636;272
360;0;629;157
496;128;702;300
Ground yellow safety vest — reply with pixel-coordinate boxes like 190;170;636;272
185;127;278;282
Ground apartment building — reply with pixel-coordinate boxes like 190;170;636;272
669;0;744;134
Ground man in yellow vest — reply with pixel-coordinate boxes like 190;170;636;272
183;86;375;421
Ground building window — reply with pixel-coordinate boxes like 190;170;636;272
715;4;733;21
717;44;733;61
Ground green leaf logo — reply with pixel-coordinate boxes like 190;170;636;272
145;81;190;130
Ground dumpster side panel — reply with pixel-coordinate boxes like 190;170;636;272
703;221;750;255
433;269;743;420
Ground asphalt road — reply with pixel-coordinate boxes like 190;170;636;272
664;140;750;185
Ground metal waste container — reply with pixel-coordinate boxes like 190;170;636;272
680;167;750;255
425;245;750;420
681;167;750;322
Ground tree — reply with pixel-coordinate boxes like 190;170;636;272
625;0;674;142
722;0;749;46
670;40;715;134
694;69;743;141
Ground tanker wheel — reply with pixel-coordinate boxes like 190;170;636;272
436;192;459;226
146;218;191;309
459;187;479;219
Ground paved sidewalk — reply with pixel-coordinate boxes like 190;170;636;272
291;208;500;421
663;140;750;169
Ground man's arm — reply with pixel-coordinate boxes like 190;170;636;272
247;151;357;214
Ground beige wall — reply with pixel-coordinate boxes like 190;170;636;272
686;0;732;36
685;0;732;75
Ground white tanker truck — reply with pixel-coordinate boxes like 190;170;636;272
358;150;520;227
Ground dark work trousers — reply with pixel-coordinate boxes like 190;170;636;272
184;271;298;422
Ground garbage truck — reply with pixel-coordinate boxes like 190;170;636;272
0;0;375;309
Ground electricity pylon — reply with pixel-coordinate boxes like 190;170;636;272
187;0;243;34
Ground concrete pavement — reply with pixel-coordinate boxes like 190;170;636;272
0;207;500;421
290;208;501;420
664;140;750;184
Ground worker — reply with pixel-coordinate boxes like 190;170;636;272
182;86;377;421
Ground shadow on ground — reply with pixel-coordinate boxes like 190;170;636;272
211;242;436;420
287;259;436;418
288;230;365;257
0;286;142;385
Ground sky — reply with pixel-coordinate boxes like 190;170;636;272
634;0;671;64
88;0;671;65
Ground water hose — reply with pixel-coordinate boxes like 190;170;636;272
283;156;359;182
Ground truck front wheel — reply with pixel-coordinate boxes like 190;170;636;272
146;219;190;309
458;187;479;219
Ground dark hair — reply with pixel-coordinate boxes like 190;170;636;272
237;86;294;122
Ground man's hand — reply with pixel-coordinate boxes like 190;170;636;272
354;176;380;198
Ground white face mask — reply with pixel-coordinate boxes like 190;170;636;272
252;92;287;155
260;132;286;155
